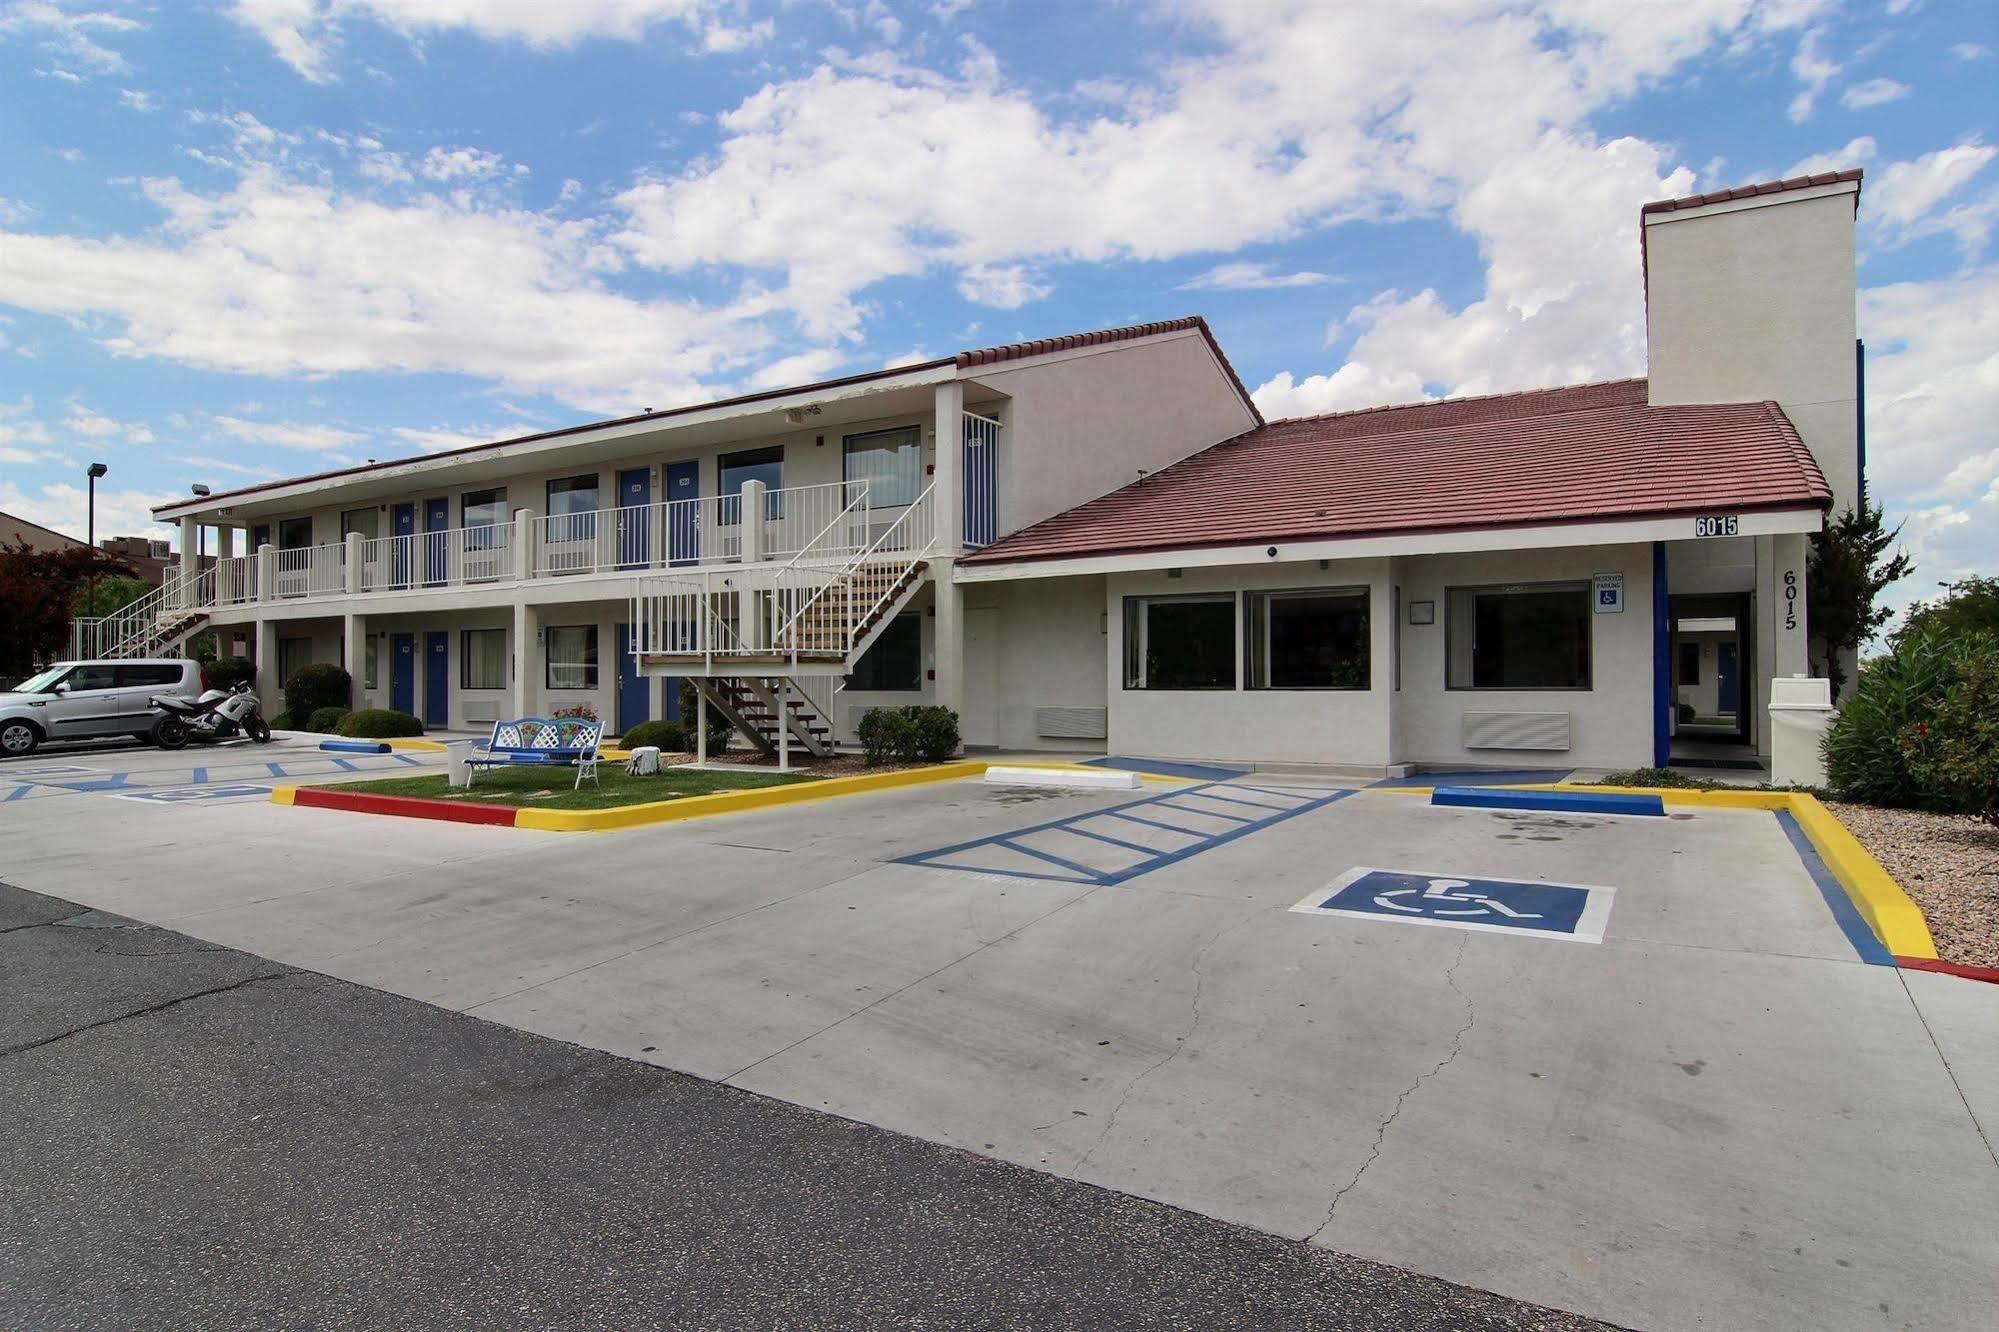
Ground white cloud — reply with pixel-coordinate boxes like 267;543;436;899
1840;76;1911;109
1953;43;1992;61
61;400;154;443
1177;261;1332;291
1788;27;1840;122
1868;140;1998;251
955;263;1050;309
1788;136;1876;178
0;480;175;544
173;453;282;479
208;414;367;450
225;0;764;83
418;145;516;182
386;423;515;453
116;86;155;111
0;0;143;79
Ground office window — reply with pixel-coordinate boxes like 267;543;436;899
1679;641;1700;685
278;637;310;686
1246;588;1369;690
1446;583;1591;690
462;487;508;549
340;507;380;541
845;615;921;691
277;517;314;550
1123;594;1236;690
545;474;600;542
461;628;507;690
718;446;783;521
545;625;599;690
843;426;923;507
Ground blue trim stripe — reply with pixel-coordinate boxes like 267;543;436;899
1154;798;1256;824
1104;810;1213;837
1432;787;1665;817
996;838;1108;879
1060;824;1165;855
5;784;31;802
1777;810;1894;966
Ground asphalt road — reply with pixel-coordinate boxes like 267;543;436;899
0;881;1608;1332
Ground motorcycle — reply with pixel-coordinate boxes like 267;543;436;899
149;681;272;749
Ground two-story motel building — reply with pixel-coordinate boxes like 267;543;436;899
116;170;1861;774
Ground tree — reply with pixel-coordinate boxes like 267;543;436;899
1897;575;1999;648
72;574;154;620
0;541;131;678
1807;504;1912;702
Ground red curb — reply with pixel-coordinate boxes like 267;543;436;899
292;787;520;827
1896;955;1999;986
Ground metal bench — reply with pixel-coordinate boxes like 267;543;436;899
464;716;604;790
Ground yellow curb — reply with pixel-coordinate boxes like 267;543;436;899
269;784;298;806
384;738;448;752
1787;793;1939;960
513;760;990;831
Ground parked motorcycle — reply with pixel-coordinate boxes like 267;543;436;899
149;681;272;749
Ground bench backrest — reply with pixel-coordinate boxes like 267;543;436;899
487;716;603;756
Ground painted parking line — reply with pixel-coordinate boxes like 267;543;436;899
0;752;433;803
898;780;1354;886
1292;867;1616;944
111;783;275;804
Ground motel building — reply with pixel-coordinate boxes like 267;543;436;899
107;170;1861;775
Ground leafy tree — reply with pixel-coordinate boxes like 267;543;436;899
1807;503;1912;702
0;541;130;679
1897;575;1999;648
72;574;154;620
1899;641;1999;828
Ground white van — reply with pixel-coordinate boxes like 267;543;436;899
0;659;204;757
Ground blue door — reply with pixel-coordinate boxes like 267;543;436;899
617;467;652;569
251;522;270;551
423;497;448;586
616;623;650;733
390;633;416;714
391;503;416;588
424;632;450;727
665;459;699;565
1716;642;1739;716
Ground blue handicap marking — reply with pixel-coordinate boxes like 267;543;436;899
113;784;272;804
1293;867;1614;943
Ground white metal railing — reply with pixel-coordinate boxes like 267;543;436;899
274;543;347;600
963;410;1000;548
214;555;258;605
72;564;215;659
532;480;867;578
774;484;936;662
358;523;513;592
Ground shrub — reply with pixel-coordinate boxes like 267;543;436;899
203;657;257;692
306;706;351;734
283;662;351;721
676;679;734;753
553;702;598;722
336;708;424;739
1900;641;1999;827
622;719;687;752
856;707;917;766
907;705;961;762
1823;628;1980;809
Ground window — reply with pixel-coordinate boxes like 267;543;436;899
1123;594;1236;690
1446;583;1591;690
364;636;379;691
277;517;314;550
545;625;599;690
462;487;508;550
461;628;507;689
718;446;783;521
59;663;119;692
843;426;922;507
545;474;600;542
845;615;921;691
116;663;182;689
340;507;380;541
1246;588;1369;689
278;637;310;686
1679;641;1700;685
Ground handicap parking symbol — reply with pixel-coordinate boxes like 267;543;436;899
1293;867;1614;943
112;784;272;804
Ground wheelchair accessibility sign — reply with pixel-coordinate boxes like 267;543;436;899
1293;868;1615;944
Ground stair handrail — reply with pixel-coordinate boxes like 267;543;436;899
768;482;874;660
773;482;935;661
86;565;213;659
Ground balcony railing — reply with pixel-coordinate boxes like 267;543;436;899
530;480;868;578
358;523;514;592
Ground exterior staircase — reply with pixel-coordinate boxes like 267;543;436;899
71;567;213;660
697;677;838;758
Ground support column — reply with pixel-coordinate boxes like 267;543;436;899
254;617;279;715
933;380;963;553
217;526;235;560
933;573;964;744
512;600;540;720
777;678;790;773
1771;533;1809;679
179;515;198;593
344;532;365;595
513;509;534;583
342;613;367;708
256;543;276;604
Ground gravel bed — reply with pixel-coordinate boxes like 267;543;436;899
651;748;938;778
1825;801;1999;969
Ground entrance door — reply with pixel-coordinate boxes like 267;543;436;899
665;459;699;565
391;503;417;588
962;606;999;747
424;631;450;727
1716;642;1739;719
617;468;652;570
390;633;416;715
423;497;448;586
251;522;271;551
615;623;650;734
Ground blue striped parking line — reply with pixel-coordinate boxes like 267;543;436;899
897;781;1354;886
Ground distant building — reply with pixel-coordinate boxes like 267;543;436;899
0;510;87;555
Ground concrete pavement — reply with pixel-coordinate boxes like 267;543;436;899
3;741;1996;1330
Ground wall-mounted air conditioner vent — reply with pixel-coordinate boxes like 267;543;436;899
1036;706;1108;740
1462;711;1571;751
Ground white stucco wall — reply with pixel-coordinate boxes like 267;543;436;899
964;575;1109;752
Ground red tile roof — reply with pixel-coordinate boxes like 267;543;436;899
957;316;1262;426
1641;169;1862;216
961;379;1831;566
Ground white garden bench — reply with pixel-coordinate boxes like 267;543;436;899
464;716;604;791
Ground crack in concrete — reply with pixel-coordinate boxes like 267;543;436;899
0;910;89;935
1307;934;1476;1244
1074;909;1256;1171
0;972;289;1059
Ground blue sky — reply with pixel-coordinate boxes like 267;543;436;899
1;0;1993;622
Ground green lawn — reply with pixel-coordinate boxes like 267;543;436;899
334;762;819;810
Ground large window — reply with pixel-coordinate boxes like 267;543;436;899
462;487;508;550
1446;583;1591;690
340;507;380;541
1246;588;1369;689
545;474;600;542
277;517;314;550
545;625;599;690
1123;594;1236;690
1679;641;1700;685
278;637;310;687
845;614;921;691
364;636;379;691
461;628;507;690
843;426;923;507
718;446;783;521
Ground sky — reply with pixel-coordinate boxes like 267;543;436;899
0;0;1993;625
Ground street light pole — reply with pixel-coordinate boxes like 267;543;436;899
85;462;108;634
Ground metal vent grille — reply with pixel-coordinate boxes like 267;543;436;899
1462;711;1571;751
1036;706;1108;739
463;699;500;724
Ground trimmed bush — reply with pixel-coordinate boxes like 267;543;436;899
676;679;734;753
907;705;961;762
622;719;687;752
856;707;917;765
335;708;424;739
283;662;351;722
202;657;257;692
1823;627;1980;809
306;706;351;734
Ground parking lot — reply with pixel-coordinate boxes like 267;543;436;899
3;741;1995;1331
